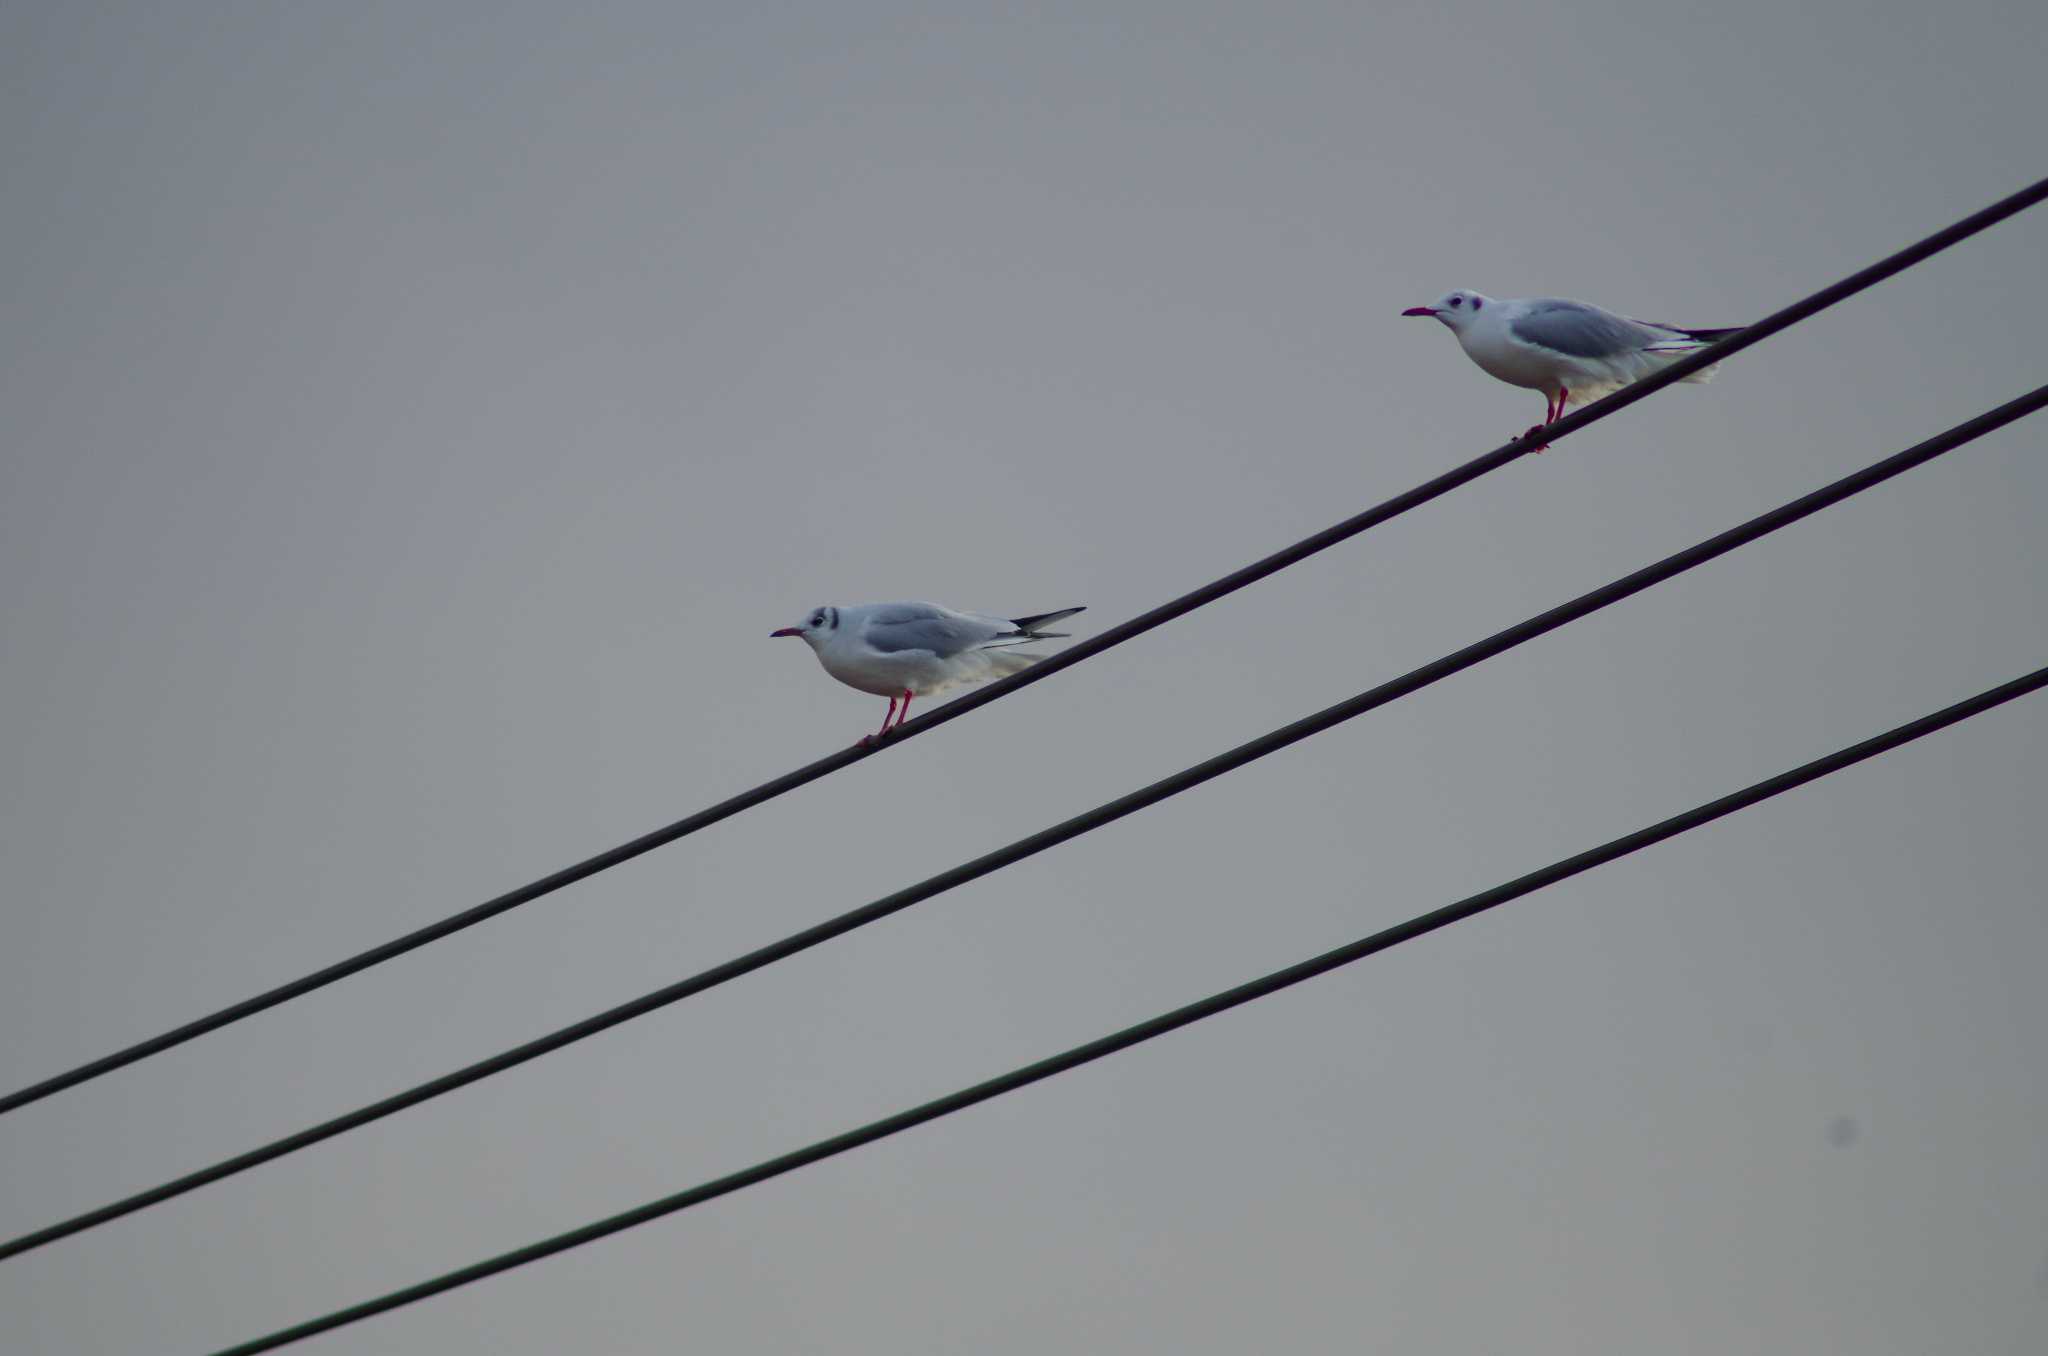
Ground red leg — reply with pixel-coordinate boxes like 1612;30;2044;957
893;690;914;730
861;693;899;746
1544;387;1570;451
1522;394;1553;452
1525;390;1565;453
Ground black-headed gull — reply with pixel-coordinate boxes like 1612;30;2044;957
772;601;1086;743
1402;290;1744;451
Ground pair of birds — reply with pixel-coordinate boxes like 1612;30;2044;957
778;289;1743;742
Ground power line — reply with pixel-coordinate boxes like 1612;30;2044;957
4;177;2042;1121
10;384;2041;1267
200;662;2048;1356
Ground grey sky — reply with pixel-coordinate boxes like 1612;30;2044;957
3;2;2045;1352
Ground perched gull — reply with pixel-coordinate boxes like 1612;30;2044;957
772;601;1086;743
1402;290;1743;451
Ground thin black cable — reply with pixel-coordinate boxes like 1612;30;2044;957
202;663;2048;1356
2;177;2040;1121
11;386;2042;1267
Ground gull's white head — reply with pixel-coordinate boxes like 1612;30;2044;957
1402;289;1491;334
770;604;840;648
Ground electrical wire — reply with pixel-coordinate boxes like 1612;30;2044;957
200;662;2048;1355
3;175;2041;1120
9;383;2041;1267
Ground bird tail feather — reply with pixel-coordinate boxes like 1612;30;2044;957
1642;324;1744;353
1640;325;1743;384
1003;606;1086;640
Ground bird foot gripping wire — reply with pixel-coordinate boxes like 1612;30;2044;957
857;688;918;746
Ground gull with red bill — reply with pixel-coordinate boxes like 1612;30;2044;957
773;601;1086;744
1402;290;1745;451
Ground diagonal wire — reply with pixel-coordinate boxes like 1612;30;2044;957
201;662;2048;1355
9;383;2042;1266
3;175;2042;1120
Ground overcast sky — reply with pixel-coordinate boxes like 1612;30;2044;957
3;3;2045;1353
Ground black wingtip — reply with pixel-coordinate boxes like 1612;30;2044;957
1008;606;1087;634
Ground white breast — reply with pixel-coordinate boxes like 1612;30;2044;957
1457;313;1573;392
814;637;945;698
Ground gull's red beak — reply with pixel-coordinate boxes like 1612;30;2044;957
770;627;803;638
1401;306;1439;318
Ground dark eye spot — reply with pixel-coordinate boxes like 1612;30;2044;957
1471;297;1483;310
1449;296;1463;308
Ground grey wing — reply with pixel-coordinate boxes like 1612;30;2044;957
1510;300;1663;359
864;604;1008;656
